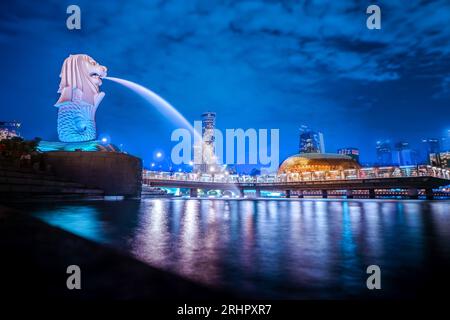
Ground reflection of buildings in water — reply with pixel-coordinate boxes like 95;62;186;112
359;202;383;258
239;200;256;271
340;202;357;263
282;201;334;286
429;202;450;254
254;201;284;278
131;200;171;269
200;200;224;285
176;200;222;285
128;198;445;297
178;200;201;278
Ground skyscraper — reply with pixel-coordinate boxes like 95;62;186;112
299;125;325;154
442;129;450;152
430;151;450;169
421;138;440;164
194;112;217;173
376;140;392;165
392;141;418;166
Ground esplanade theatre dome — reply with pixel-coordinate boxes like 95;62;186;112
278;153;361;174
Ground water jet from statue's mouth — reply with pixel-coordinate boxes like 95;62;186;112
102;77;241;188
90;72;105;79
103;76;201;141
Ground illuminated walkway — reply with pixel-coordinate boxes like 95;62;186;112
143;165;450;199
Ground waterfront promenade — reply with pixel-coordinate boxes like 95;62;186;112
143;165;450;199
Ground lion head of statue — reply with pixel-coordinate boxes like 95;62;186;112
55;54;108;107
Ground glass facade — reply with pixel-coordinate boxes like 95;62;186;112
194;112;217;173
421;138;440;164
376;140;392;165
299;126;325;154
430;151;450;169
392;142;418;166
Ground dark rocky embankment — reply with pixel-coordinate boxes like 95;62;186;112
0;206;232;300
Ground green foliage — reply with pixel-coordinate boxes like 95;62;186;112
0;137;42;161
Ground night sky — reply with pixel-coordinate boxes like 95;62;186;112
1;0;449;169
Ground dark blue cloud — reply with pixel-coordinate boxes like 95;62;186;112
0;0;449;166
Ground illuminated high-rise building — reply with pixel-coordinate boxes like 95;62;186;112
421;138;440;164
430;151;450;169
0;121;21;140
442;129;450;152
392;141;418;166
376;140;392;165
337;147;360;162
299;125;325;154
194;112;218;173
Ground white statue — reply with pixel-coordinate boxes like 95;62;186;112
55;54;107;142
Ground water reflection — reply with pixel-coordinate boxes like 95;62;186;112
27;199;450;299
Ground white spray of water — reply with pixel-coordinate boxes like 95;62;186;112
104;76;201;141
104;76;240;194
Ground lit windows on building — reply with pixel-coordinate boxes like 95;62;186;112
194;112;218;173
337;147;360;162
299;125;325;154
430;152;450;169
421;138;440;164
442;130;450;152
376;140;392;165
392;141;418;166
0;121;21;140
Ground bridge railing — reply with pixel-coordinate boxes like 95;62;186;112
142;165;450;184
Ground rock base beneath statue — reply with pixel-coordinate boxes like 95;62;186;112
42;151;142;198
38;140;118;152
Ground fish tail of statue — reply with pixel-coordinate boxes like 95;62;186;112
57;102;98;142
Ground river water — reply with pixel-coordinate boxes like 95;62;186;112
25;198;450;299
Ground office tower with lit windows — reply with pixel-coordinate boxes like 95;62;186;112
376;140;392;165
392;141;418;166
337;147;360;162
299;125;325;154
0;121;21;140
442;129;450;152
421;138;440;164
194;112;217;173
430;151;450;169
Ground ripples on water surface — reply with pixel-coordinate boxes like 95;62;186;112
26;199;450;299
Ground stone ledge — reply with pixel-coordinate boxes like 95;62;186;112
0;205;232;300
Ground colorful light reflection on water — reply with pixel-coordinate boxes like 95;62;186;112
27;199;450;299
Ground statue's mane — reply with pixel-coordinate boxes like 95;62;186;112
57;54;98;94
55;54;99;106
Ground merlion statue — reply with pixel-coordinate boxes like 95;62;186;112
55;54;107;142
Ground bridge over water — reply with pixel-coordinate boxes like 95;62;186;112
143;165;450;200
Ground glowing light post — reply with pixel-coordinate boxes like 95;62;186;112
209;165;216;182
155;151;173;172
188;161;194;173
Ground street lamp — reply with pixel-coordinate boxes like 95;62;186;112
154;150;173;172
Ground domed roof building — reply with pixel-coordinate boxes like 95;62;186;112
278;153;361;175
